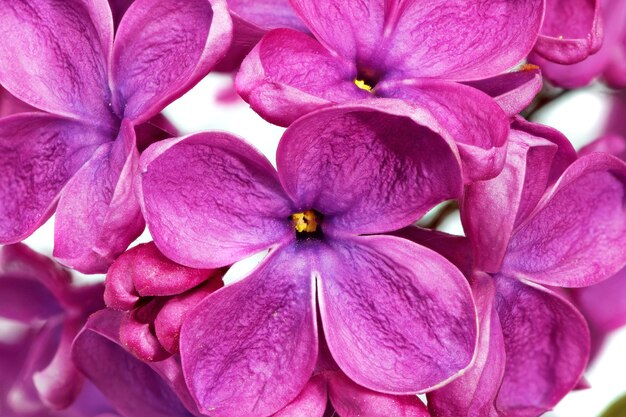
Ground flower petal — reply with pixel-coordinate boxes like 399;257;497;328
377;79;509;182
140;132;293;269
272;375;327;417
0;276;62;323
503;153;626;287
236;28;362;126
534;0;602;64
317;235;477;393
180;245;317;417
0;0;114;123
0;114;109;244
383;0;543;80
494;276;590;416
427;273;504;417
327;372;429;417
72;309;200;417
111;0;232;123
574;265;626;334
276;102;462;235
53;120;144;274
464;67;543;117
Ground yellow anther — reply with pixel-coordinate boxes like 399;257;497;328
291;210;319;233
354;78;373;92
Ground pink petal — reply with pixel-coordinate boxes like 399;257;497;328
318;235;477;394
111;0;232;123
574;265;626;334
272;375;327;417
427;273;505;417
0;0;115;124
0;114;109;244
494;276;590;416
119;304;171;362
53;121;144;274
0;87;36;117
140;132;293;269
276;102;462;235
236;28;362;126
180;245;317;417
503;153;626;287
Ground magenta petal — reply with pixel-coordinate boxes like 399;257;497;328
384;0;543;80
464;67;543;117
272;375;327;417
574;265;626;334
427;273;505;417
0;114;109;244
54;121;144;274
0;0;114;123
119;307;171;362
0;87;36;117
378;79;509;182
180;245;317;417
318;235;477;393
327;372;429;417
141;132;293;269
494;276;590;416
111;0;232;123
503;153;626;287
72;309;199;417
0;277;62;323
236;28;362;126
277;102;462;235
534;0;602;64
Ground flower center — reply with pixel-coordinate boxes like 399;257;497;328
291;210;323;239
354;78;374;92
353;68;380;93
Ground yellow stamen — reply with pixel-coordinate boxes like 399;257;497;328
291;210;318;233
520;63;540;72
354;78;373;92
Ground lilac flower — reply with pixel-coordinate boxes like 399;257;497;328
0;244;104;415
235;0;546;180
104;242;223;361
530;0;626;88
418;119;626;416
531;0;602;65
139;102;478;416
0;0;232;273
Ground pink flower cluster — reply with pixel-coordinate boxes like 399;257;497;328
1;0;626;416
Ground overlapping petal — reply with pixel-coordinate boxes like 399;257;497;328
181;245;317;417
502;153;626;287
141;132;293;269
111;0;232;123
317;235;476;393
272;375;326;417
277;102;462;235
0;114;109;244
0;0;115;124
574;265;626;334
53;121;144;274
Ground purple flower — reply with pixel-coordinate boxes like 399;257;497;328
0;244;105;415
139;103;478;416
0;0;232;273
104;242;223;361
235;0;546;180
420;119;626;416
530;0;626;88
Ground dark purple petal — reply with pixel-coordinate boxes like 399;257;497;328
574;265;626;334
0;114;109;244
236;28;362;126
464;67;543;117
534;0;602;64
427;273;504;417
276;102;462;235
72;309;200;417
111;0;232;123
140;132;293;269
318;235;477;393
382;0;543;80
180;245;317;417
503;153;626;287
108;0;134;30
272;375;327;417
0;0;115;124
0;277;63;323
494;276;590;416
377;79;509;182
327;372;429;417
53;121;144;274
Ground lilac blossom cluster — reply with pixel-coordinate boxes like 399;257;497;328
1;0;626;416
